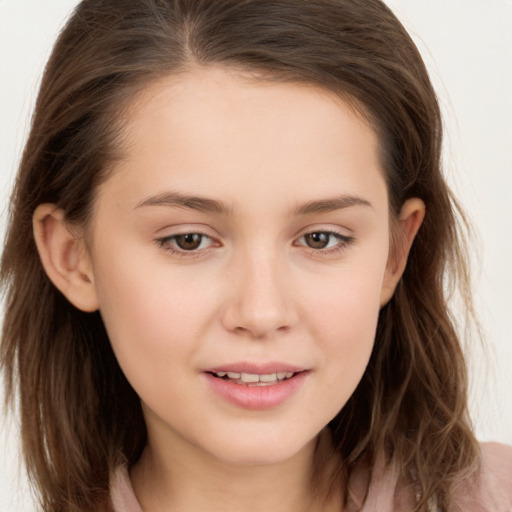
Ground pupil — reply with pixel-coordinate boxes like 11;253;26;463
176;233;202;250
305;232;329;249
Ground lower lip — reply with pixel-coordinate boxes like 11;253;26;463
204;372;308;410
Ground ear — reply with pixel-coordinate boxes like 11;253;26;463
380;198;425;307
33;204;99;312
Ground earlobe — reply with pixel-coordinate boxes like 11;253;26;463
380;198;426;307
33;204;99;312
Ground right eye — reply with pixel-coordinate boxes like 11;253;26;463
155;232;216;254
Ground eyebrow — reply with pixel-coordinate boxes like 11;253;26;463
135;191;229;214
134;191;371;215
294;195;372;215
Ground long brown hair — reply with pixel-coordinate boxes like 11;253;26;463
1;1;479;511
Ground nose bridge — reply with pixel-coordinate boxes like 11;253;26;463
222;242;296;338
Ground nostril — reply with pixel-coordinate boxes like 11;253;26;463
220;278;297;337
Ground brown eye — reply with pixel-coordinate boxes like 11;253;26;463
156;232;217;255
303;232;331;249
174;233;204;251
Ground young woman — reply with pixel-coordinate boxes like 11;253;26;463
1;1;511;511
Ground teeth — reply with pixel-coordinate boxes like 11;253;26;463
214;370;297;383
240;372;260;383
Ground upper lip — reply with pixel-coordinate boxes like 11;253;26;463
204;362;308;374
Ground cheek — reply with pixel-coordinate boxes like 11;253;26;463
307;245;386;337
303;262;385;401
318;292;379;364
91;251;215;393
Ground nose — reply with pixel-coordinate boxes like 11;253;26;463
221;249;297;339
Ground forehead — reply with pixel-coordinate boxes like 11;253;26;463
99;66;387;214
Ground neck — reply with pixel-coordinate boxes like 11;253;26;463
130;429;341;512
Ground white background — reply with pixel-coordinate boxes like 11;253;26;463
1;0;511;510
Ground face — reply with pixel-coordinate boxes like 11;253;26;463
87;67;394;466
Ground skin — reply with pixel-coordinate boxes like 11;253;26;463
33;66;424;512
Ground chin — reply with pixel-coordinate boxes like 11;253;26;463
198;427;319;467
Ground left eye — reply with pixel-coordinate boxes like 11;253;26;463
158;233;213;252
297;231;348;250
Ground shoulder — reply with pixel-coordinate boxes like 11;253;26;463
452;442;512;512
110;465;143;512
476;442;512;510
480;442;512;482
108;444;512;512
362;442;512;512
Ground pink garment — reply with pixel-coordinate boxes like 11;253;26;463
110;442;512;511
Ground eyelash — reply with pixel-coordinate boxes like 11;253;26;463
294;231;355;256
155;231;217;258
155;230;355;258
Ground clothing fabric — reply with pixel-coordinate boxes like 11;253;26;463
110;442;512;511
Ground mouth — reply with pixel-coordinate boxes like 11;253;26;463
203;363;309;409
204;368;308;410
206;370;299;387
